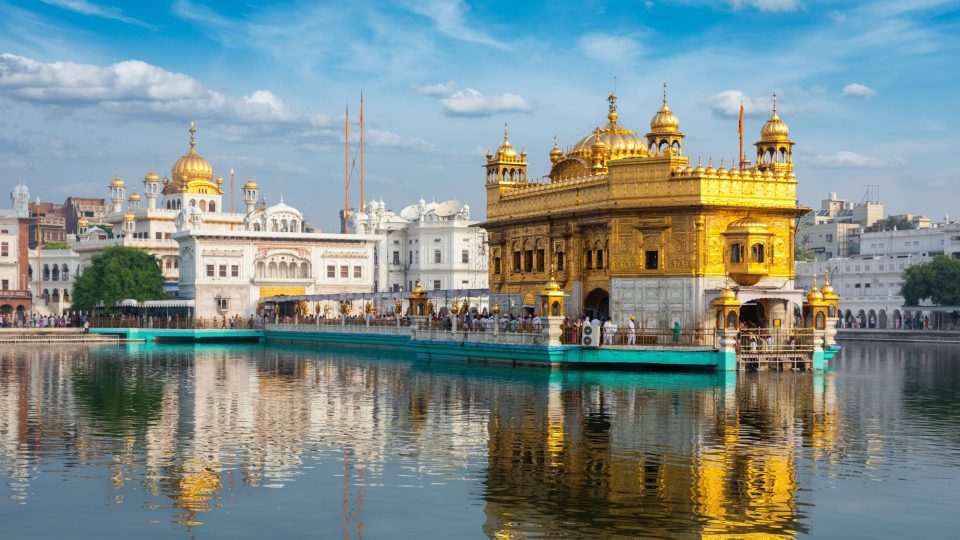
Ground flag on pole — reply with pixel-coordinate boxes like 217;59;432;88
738;100;744;169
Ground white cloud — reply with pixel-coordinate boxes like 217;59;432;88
578;32;643;66
398;0;508;49
417;82;533;117
365;128;436;151
728;0;800;12
843;83;876;97
705;90;773;118
41;0;156;29
806;150;903;169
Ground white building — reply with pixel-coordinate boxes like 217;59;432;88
71;122;290;294
795;221;960;328
796;192;885;261
27;248;80;315
347;198;488;295
174;226;378;319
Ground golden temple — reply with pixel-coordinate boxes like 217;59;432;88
482;86;809;331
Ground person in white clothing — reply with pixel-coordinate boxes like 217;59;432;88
627;316;637;345
602;319;613;345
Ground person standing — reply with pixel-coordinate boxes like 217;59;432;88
627;316;637;345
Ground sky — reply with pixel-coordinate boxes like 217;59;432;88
0;0;958;230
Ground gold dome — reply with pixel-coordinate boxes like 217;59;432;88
760;94;790;141
649;83;680;134
123;210;135;222
549;136;563;164
568;93;647;160
243;177;258;189
77;216;90;227
110;176;125;188
166;122;221;195
144;170;159;183
494;123;518;159
215;176;223;185
129;192;141;201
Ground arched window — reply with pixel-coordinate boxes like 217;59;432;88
209;201;216;212
256;261;265;278
272;220;278;232
585;249;593;269
502;169;508;182
253;223;261;231
62;264;69;280
63;289;70;301
279;261;288;278
281;219;288;232
290;220;298;232
51;289;60;300
672;140;680;154
730;243;743;264
268;261;277;278
42;289;49;302
28;265;33;279
751;243;764;263
287;262;296;278
300;263;310;278
199;200;207;211
52;265;60;281
43;264;50;281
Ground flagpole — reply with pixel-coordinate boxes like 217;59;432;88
738;99;744;170
360;92;365;214
343;105;350;233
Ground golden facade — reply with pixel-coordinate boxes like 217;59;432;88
482;87;808;328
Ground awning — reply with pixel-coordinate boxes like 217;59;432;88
142;299;196;308
262;288;490;303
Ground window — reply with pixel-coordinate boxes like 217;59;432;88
731;243;742;263
217;297;229;311
1;242;7;257
231;265;239;277
513;251;521;272
494;256;501;274
409;251;413;264
392;283;401;292
524;250;533;272
596;250;604;270
462;250;469;264
354;266;362;278
434;249;442;264
536;249;545;272
826;234;834;243
751;243;764;263
393;251;400;265
219;265;227;277
645;250;659;270
340;265;348;278
327;265;335;278
557;252;564;271
1;279;7;290
433;280;441;290
586;250;593;269
206;264;214;277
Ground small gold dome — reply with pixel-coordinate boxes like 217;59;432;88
243;177;257;189
77;217;90;227
144;171;159;183
549;138;563;164
807;287;824;302
162;177;169;185
110;176;125;188
693;159;705;175
650;83;680;134
129;192;141;201
123;210;135;222
760;94;790;141
705;160;717;175
496;123;518;159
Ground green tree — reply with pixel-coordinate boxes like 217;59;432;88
900;255;960;306
871;216;915;232
41;240;71;250
794;245;817;262
72;246;166;311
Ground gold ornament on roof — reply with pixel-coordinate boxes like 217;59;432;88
123;210;135;221
649;82;681;134
495;123;518;159
129;192;140;201
567;93;647;161
760;93;790;142
244;177;257;189
144;170;159;183
166;121;221;196
110;176;125;188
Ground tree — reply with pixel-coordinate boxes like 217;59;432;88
900;255;960;306
871;216;915;232
42;241;71;250
72;246;166;311
794;245;817;262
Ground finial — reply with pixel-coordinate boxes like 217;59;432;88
720;159;725;168
503;122;509;142
280;194;284;204
553;135;558;147
812;274;818;290
697;156;702;167
772;92;777;114
824;269;830;285
189;120;196;150
663;81;668;105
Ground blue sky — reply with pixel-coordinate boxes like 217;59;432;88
0;0;958;230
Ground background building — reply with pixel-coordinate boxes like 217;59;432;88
347;198;488;295
0;208;32;318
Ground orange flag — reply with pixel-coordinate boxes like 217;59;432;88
738;100;744;169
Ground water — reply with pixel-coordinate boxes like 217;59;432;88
0;342;958;539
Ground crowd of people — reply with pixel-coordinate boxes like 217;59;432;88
0;312;88;328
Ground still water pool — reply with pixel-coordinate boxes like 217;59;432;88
1;341;958;538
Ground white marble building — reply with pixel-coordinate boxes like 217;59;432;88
347;198;488;295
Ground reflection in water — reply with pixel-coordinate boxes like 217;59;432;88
0;343;958;538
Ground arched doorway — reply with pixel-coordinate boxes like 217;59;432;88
893;309;902;329
583;288;609;320
739;301;766;328
879;309;888;329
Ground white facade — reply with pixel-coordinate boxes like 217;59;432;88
175;229;378;319
27;248;80;315
795;221;960;327
0;211;20;293
347;198;488;294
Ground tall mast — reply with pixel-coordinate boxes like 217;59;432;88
344;105;350;233
360;92;365;214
